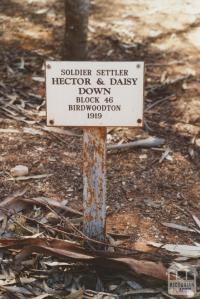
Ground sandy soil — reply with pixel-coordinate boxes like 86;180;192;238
0;0;200;247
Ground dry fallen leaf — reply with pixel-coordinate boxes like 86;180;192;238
0;237;167;281
162;222;200;234
149;242;200;258
192;215;200;230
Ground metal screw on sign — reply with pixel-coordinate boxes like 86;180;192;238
49;119;54;125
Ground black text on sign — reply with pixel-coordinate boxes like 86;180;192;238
46;61;144;127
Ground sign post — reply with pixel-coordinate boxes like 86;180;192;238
83;128;106;241
46;61;144;241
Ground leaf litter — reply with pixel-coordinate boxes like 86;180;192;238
1;0;200;297
0;189;171;299
1;189;200;298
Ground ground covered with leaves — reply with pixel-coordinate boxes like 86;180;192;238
0;0;200;298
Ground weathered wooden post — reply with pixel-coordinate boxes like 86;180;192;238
64;0;106;241
83;128;106;241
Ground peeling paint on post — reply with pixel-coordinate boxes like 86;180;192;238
83;127;106;241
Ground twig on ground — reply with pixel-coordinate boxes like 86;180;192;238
7;174;52;181
145;94;176;111
146;74;193;95
107;137;165;151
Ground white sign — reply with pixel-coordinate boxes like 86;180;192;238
46;61;144;127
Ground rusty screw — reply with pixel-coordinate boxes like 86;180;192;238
49;119;54;125
46;64;51;69
137;118;142;124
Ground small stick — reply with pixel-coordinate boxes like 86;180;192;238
107;137;165;151
145;94;176;111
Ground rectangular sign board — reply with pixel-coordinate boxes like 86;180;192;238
46;61;144;127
